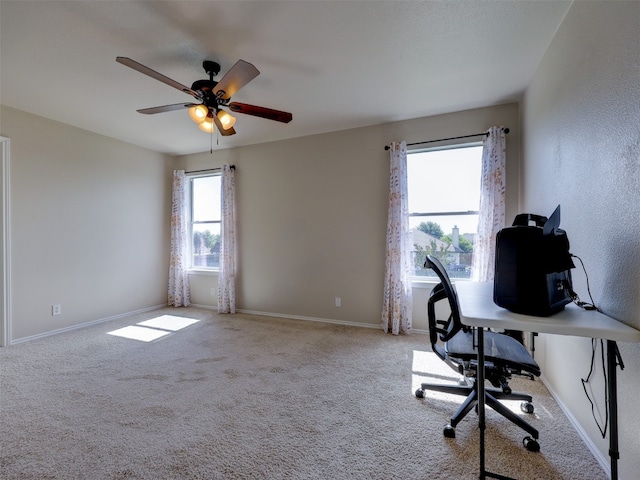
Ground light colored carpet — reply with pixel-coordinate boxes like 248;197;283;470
0;307;607;479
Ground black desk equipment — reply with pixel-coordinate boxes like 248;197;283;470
494;205;575;316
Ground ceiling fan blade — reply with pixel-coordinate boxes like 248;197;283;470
214;60;260;100
137;103;199;115
116;57;201;99
228;102;292;123
213;114;236;136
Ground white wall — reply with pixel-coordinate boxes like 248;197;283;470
0;106;174;341
521;1;640;477
177;103;520;331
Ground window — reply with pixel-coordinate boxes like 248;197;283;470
188;174;221;269
407;144;483;279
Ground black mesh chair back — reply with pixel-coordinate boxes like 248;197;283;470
424;255;468;364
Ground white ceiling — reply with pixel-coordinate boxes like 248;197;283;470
0;1;572;156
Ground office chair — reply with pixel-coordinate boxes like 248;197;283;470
415;255;541;452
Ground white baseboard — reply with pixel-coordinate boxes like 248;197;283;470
237;308;382;330
539;374;611;478
189;303;429;335
11;304;166;345
188;305;429;335
187;303;217;311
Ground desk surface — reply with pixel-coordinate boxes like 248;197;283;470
455;281;640;343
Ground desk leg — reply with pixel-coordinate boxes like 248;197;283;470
477;327;486;479
607;340;619;480
476;328;517;480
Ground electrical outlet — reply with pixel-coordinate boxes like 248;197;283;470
210;288;216;296
52;304;62;316
335;297;341;307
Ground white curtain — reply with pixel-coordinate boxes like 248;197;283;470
472;126;507;282
217;165;237;314
168;170;191;307
381;141;412;335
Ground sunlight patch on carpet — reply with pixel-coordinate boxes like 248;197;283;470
412;350;442;374
107;315;200;342
107;325;171;342
412;349;468;399
138;315;200;331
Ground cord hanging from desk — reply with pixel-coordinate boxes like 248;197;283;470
570;252;627;441
383;127;509;151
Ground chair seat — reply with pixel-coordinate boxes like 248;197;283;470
446;330;541;376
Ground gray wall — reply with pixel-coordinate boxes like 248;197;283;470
521;1;640;477
0;106;174;340
177;103;520;331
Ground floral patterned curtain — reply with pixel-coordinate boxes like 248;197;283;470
217;165;237;314
168;170;190;307
381;142;412;334
472;126;506;282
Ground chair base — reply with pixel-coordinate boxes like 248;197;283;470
416;380;539;445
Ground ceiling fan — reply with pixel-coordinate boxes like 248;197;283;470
116;57;292;136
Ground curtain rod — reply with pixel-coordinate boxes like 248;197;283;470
185;165;235;174
384;127;509;151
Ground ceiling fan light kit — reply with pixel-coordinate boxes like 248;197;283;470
188;104;208;123
217;110;236;130
188;104;234;134
198;116;215;133
116;56;292;137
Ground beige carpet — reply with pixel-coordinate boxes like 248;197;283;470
0;307;607;479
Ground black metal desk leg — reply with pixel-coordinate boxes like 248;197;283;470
607;340;621;480
477;327;486;479
476;328;517;480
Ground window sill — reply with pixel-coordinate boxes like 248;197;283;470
411;279;439;289
411;277;474;288
188;269;219;276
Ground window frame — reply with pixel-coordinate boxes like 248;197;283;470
186;172;222;272
407;141;483;281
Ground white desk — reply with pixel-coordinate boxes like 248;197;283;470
455;281;640;480
456;282;640;342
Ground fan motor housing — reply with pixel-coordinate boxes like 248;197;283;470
191;79;218;93
192;60;221;95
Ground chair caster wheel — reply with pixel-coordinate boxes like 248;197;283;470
521;401;534;414
443;425;456;438
415;389;424;399
523;436;540;452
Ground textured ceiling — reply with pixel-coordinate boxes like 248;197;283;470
0;1;572;155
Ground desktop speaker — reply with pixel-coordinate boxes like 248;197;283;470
494;205;575;316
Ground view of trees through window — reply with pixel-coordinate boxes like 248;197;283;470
407;144;483;279
193;229;220;268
